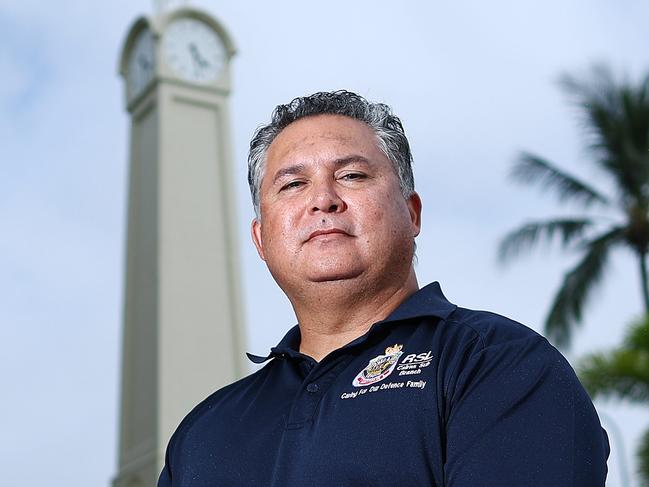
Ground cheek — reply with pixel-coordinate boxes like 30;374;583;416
361;190;406;226
262;212;300;254
370;199;413;246
353;198;389;246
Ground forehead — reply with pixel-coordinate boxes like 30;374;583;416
265;114;384;168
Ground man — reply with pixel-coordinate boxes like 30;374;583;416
158;91;609;486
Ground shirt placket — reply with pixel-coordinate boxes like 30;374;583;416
285;354;351;428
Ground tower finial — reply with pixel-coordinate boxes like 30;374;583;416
154;0;189;14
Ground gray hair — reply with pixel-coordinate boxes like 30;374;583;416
247;90;415;218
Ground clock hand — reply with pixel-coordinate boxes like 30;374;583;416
189;43;201;62
189;43;201;77
137;55;151;71
189;43;210;68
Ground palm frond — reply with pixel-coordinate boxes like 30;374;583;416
639;428;649;486
559;64;617;109
498;218;594;263
560;65;649;203
511;153;610;207
576;312;649;484
544;227;625;347
624;314;649;351
578;349;649;403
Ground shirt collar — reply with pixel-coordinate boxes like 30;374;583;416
246;281;457;364
383;281;457;322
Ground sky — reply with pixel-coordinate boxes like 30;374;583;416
1;0;648;485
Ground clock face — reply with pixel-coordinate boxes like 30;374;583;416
127;28;155;99
163;18;227;84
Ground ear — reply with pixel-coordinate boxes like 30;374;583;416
406;191;422;238
251;218;266;261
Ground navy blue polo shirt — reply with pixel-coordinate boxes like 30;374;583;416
158;282;609;486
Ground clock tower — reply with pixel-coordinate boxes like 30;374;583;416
114;6;247;486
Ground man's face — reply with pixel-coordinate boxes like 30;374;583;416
251;114;421;296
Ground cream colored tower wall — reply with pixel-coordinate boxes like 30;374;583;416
115;9;245;487
115;98;160;486
157;83;246;460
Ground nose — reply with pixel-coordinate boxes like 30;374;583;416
309;180;346;214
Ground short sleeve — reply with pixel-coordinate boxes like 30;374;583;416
444;335;609;486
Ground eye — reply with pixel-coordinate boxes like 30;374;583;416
280;180;305;191
340;172;367;181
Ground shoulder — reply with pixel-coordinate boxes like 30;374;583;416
437;308;609;482
445;305;545;350
432;305;574;400
436;306;590;419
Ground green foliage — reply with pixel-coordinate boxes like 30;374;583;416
511;153;610;207
499;65;649;347
560;67;649;202
579;315;649;483
579;321;649;403
543;227;625;347
498;218;594;262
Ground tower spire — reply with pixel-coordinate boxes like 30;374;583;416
154;0;188;14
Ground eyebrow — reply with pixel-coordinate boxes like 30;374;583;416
271;155;372;186
332;155;371;168
271;164;306;186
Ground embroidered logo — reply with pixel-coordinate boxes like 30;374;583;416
396;350;434;376
352;344;403;387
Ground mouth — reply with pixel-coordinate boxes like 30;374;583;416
306;228;350;242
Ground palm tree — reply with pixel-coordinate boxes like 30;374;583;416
578;314;649;484
498;65;649;348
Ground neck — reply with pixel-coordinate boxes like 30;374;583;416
292;270;419;361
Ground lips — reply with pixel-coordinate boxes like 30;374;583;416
306;228;349;242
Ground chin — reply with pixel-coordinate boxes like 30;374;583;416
305;265;364;283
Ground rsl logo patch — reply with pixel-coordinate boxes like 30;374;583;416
352;344;403;387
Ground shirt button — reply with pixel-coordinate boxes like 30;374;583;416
306;383;319;393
